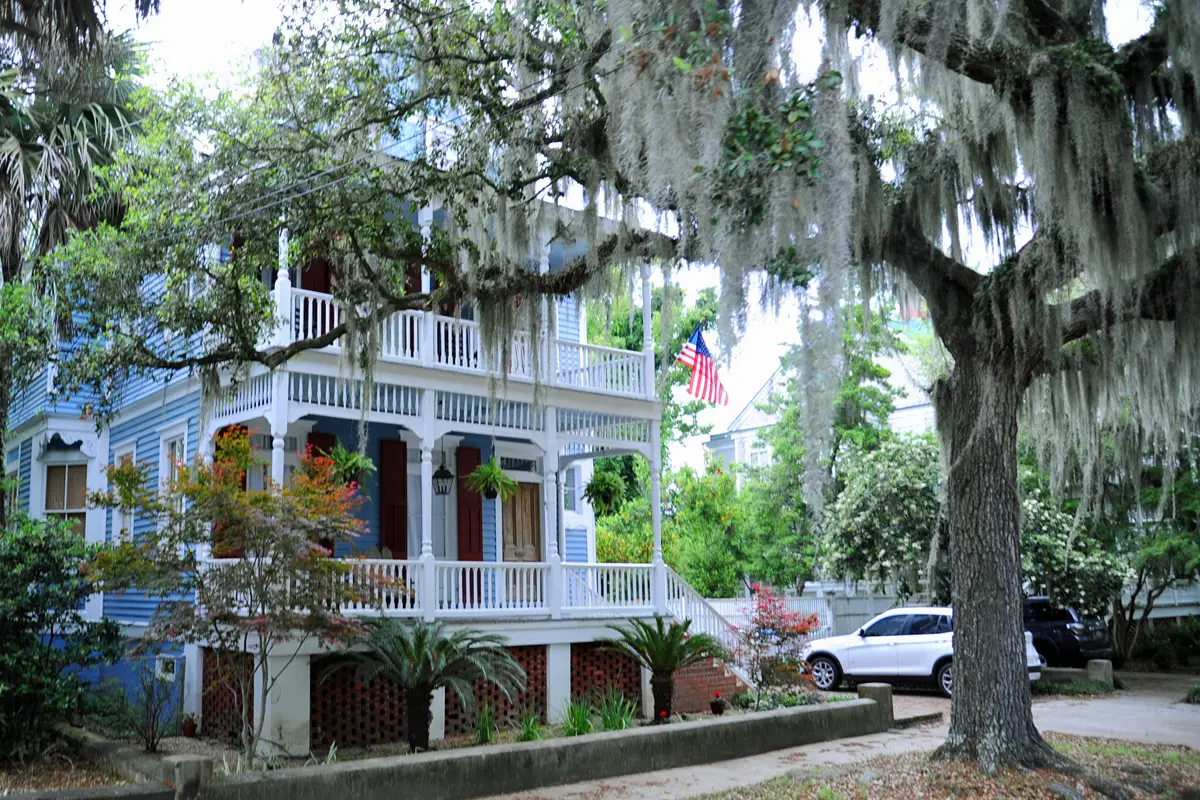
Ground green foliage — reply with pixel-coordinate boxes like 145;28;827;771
562;700;593;737
667;461;745;597
326;441;377;486
583;471;626;517
1029;680;1113;697
597;685;638;731
1019;493;1129;617
335;619;525;711
602;617;726;679
1184;685;1200;705
516;711;542;742
821;433;943;599
474;701;497;745
733;689;824;710
465;457;518;501
738;306;901;589
0;516;122;761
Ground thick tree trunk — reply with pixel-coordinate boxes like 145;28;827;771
406;687;433;752
934;356;1060;771
650;674;673;721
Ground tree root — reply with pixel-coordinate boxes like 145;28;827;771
931;737;1132;800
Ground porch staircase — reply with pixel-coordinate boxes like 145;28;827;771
664;567;756;689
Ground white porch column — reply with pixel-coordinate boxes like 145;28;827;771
420;389;438;621
269;368;290;488
546;643;572;723
254;652;311;757
182;644;203;718
556;467;567;560
640;263;655;400
640;666;654;720
429;687;446;742
544;428;563;619
650;420;667;615
273;228;293;349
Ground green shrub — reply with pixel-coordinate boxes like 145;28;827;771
516;711;542;742
1167;618;1200;665
474;701;497;745
1030;679;1113;697
597;685;638;731
0;516;122;761
1153;643;1178;672
1184;685;1200;705
562;700;593;737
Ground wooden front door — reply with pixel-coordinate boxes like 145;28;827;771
380;440;409;558
502;482;542;562
456;447;484;561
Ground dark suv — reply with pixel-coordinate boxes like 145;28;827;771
1022;596;1112;667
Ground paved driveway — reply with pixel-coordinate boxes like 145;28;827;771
1034;671;1200;748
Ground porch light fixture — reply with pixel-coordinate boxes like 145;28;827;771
433;459;455;496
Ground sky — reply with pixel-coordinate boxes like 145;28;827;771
106;0;1155;470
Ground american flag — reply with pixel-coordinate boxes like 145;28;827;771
677;326;730;405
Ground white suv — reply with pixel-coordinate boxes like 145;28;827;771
800;606;1045;697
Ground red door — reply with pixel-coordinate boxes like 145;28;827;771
300;259;331;293
456;447;483;561
380;440;409;558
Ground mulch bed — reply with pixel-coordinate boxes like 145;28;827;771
0;743;125;794
703;733;1200;799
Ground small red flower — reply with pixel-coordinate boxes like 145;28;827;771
659;710;667;718
714;691;721;699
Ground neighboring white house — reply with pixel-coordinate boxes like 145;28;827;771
705;334;936;475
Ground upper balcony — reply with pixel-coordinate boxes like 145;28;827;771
285;286;654;402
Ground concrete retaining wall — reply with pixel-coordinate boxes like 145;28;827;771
207;689;892;800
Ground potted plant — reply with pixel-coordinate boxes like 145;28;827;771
583;471;626;516
465;456;518;501
180;712;198;738
710;691;727;716
328;441;377;486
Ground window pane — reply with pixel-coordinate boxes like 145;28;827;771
908;614;940;635
46;465;67;511
864;615;908;637
564;468;577;511
66;465;87;510
937;615;954;633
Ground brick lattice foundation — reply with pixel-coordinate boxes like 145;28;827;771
569;642;640;705
671;658;747;714
201;649;255;744
444;645;547;736
310;656;408;749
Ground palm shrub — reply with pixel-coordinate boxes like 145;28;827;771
326;619;525;752
601;617;727;721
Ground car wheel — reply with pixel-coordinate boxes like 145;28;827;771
937;661;953;697
809;656;842;691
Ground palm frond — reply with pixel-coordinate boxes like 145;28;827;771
601;617;728;674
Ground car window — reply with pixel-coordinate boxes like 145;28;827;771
863;615;908;637
1026;603;1073;623
907;614;941;635
937;615;953;633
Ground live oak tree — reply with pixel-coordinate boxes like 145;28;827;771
49;0;1200;772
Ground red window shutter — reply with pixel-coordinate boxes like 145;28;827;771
380;440;409;557
456;447;483;562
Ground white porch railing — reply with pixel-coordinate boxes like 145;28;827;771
278;284;652;399
665;568;745;667
556;341;646;396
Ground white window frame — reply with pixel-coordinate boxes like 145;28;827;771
42;453;89;536
157;420;188;514
112;439;137;542
563;466;578;512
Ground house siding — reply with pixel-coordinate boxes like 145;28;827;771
102;391;201;624
10;368;48;431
